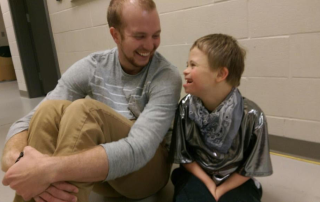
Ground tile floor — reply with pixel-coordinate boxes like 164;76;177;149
0;81;320;202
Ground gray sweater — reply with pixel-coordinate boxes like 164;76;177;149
6;47;182;180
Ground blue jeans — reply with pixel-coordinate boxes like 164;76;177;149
171;167;262;202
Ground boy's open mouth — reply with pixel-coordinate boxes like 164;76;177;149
186;79;193;84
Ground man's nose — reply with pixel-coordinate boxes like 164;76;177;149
143;37;154;51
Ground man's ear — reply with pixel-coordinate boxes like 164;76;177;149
110;27;121;44
217;67;229;83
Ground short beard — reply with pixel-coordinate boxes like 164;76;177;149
119;42;150;69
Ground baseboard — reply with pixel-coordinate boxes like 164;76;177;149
19;90;29;97
269;135;320;162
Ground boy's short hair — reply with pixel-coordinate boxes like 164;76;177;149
107;0;156;34
191;34;246;87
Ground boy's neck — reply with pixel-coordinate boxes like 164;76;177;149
200;83;233;112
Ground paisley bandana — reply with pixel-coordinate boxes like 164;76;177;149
188;88;243;154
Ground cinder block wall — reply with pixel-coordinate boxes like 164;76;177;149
0;6;9;46
0;0;27;91
7;0;320;144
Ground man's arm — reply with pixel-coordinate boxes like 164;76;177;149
215;173;250;201
1;130;28;172
183;162;217;195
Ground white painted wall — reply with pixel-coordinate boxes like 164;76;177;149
5;0;320;143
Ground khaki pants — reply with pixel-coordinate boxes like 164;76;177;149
14;99;171;202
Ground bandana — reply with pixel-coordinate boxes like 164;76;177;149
188;88;243;154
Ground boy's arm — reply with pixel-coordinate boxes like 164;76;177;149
1;130;28;172
183;162;217;195
215;172;250;200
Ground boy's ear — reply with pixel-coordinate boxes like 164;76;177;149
216;67;229;83
110;27;121;44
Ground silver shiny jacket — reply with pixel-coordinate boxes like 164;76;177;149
170;95;273;185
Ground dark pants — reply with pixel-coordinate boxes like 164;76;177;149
171;167;262;202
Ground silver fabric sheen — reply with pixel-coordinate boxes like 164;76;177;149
170;95;273;185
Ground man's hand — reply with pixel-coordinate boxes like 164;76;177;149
1;130;28;172
34;182;78;202
2;146;54;200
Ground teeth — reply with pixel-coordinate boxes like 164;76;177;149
186;79;192;84
137;52;150;57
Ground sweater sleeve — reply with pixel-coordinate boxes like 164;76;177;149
103;66;182;180
6;55;96;142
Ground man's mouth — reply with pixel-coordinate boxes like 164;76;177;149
137;51;150;57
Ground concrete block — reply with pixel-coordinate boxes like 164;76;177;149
6;26;16;43
8;41;19;57
53;33;67;53
50;4;92;33
14;69;25;84
57;53;67;74
69;5;92;32
3;11;12;28
64;30;92;52
266;116;285;137
158;44;191;76
245;78;289;117
290;33;320;78
0;0;10;13
238;77;248;96
284;119;320;144
240;37;290;77
12;56;22;70
160;12;188;46
89;26;115;51
286;79;320;122
249;0;320;37
50;11;71;34
90;0;109;26
161;0;248;46
46;0;91;14
17;81;27;91
155;0;213;14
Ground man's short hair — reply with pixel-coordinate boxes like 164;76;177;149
107;0;156;32
191;34;246;87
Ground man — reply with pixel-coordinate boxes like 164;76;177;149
1;0;182;201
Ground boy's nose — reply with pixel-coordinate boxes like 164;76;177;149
183;67;190;75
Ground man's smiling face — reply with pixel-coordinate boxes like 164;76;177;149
116;2;161;75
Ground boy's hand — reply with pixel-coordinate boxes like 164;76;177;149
214;187;224;201
209;186;218;200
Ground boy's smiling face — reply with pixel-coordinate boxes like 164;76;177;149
183;47;219;98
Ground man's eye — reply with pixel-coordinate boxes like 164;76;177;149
135;35;144;39
153;35;160;39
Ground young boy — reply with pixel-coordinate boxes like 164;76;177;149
170;34;273;202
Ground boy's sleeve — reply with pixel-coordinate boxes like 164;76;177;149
237;112;273;177
169;103;194;164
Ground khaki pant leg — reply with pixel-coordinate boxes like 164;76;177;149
53;99;133;202
107;140;172;200
13;100;72;202
14;99;171;201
